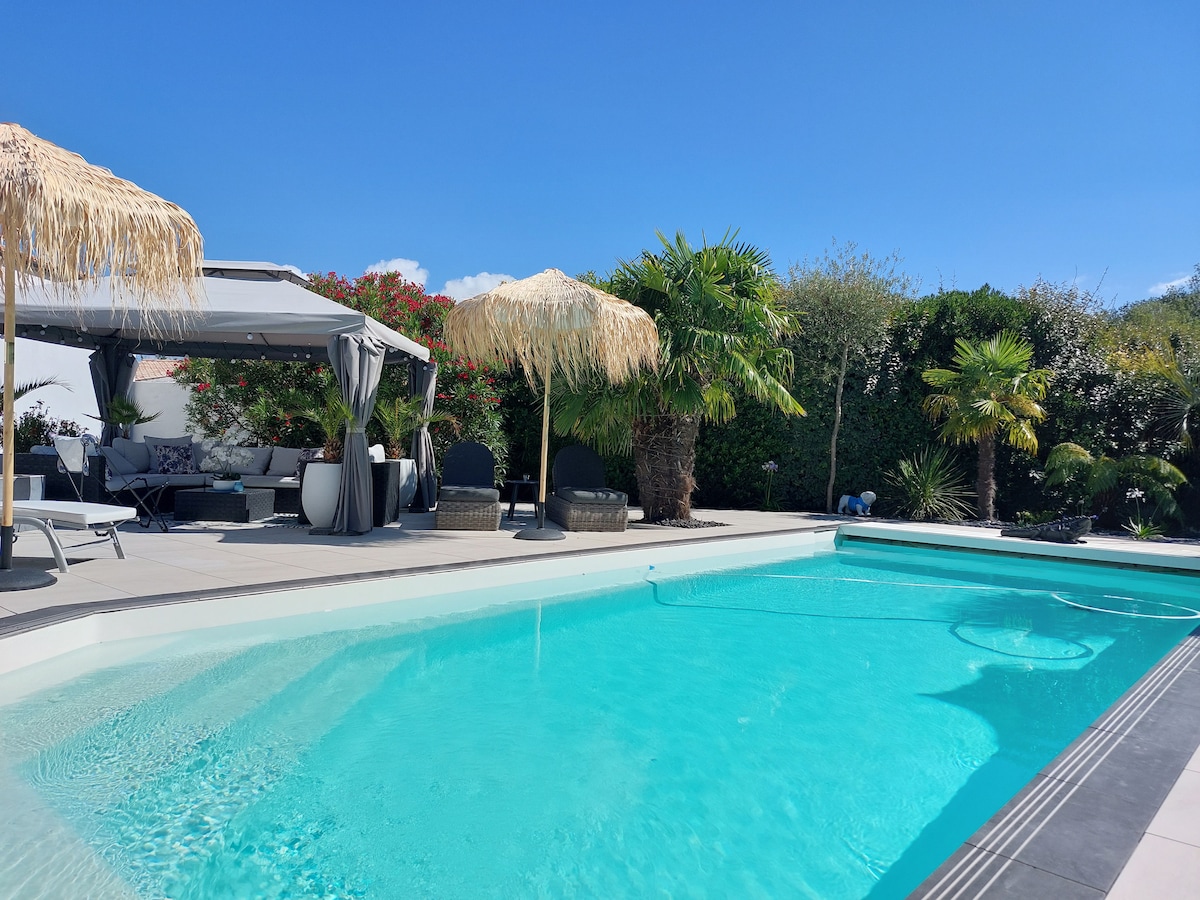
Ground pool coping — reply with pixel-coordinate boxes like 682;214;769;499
0;524;838;643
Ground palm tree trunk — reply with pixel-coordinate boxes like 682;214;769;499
977;434;997;521
825;343;849;513
632;413;700;521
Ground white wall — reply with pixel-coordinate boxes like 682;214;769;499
10;340;199;439
11;339;98;430
129;380;194;439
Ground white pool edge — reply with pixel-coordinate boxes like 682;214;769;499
0;531;828;678
839;521;1200;572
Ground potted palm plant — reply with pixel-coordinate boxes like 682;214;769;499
88;395;160;440
373;394;458;507
294;387;355;528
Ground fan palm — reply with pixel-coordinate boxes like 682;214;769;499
1154;359;1199;453
1044;442;1187;522
555;231;804;521
922;331;1052;521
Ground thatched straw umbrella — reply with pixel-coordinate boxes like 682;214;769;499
444;268;658;539
0;123;203;589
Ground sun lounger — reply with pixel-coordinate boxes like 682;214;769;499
12;500;137;573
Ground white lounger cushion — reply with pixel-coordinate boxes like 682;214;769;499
12;501;137;527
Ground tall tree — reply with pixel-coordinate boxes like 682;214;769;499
922;332;1052;521
782;241;914;512
556;231;804;521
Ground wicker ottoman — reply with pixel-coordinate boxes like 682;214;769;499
174;488;276;523
545;493;628;532
434;485;501;530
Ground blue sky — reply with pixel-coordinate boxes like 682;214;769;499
8;0;1197;304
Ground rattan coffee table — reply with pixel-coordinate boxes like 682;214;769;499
174;488;276;523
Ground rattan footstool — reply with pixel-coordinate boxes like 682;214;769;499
174;487;276;523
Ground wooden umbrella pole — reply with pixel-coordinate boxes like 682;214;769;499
2;225;16;568
537;366;551;528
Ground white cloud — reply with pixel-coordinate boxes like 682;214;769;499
1149;274;1191;297
365;257;429;286
439;272;514;301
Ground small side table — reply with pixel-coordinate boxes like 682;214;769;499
174;488;276;523
504;479;539;520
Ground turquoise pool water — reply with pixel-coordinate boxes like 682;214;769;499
0;540;1197;899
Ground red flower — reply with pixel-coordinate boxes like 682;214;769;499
238;379;248;387
196;382;211;392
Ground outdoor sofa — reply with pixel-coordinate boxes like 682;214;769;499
99;437;304;514
18;438;304;515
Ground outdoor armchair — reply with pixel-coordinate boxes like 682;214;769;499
545;445;628;532
434;442;502;530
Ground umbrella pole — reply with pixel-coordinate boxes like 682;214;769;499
0;228;56;589
516;366;563;540
537;368;550;528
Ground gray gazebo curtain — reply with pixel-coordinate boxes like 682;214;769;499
88;346;136;445
330;334;386;535
408;358;438;512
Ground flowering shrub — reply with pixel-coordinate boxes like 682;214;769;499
9;401;82;453
174;272;508;474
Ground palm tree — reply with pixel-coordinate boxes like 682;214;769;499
372;394;459;459
922;331;1052;521
0;376;68;405
556;231;804;521
1154;359;1199;453
1044;443;1187;523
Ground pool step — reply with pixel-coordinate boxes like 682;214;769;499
55;631;415;899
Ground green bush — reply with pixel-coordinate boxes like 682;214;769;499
10;401;81;453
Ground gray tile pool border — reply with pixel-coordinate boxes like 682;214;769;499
911;627;1200;899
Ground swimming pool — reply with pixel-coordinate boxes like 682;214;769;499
0;537;1196;898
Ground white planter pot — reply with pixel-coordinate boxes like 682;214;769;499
211;478;241;493
396;458;417;508
301;462;343;528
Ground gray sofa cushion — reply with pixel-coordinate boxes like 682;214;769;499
106;472;208;491
113;437;151;473
244;446;273;476
100;445;139;476
267;446;303;476
556;487;627;505
240;474;300;489
439;485;501;502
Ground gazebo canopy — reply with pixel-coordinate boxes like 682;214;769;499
5;260;434;536
11;260;429;364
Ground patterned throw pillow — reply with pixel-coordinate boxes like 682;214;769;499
156;443;196;475
296;447;324;476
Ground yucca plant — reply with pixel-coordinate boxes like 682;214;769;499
884;446;976;521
